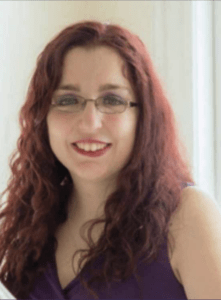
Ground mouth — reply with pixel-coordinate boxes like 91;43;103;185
72;143;112;147
71;143;112;157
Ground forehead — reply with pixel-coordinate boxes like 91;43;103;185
61;46;130;85
64;45;125;68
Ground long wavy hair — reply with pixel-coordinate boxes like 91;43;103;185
0;20;195;299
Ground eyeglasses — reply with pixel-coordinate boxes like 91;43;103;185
51;93;140;114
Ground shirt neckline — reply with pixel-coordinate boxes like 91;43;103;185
50;246;83;292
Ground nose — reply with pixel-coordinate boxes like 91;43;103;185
78;100;103;131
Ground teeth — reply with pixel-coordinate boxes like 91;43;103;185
76;143;108;152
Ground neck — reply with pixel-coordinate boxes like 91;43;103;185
67;178;116;224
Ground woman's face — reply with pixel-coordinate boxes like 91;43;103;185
46;46;139;185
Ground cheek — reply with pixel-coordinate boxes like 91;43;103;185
106;115;125;135
105;114;119;124
106;115;137;139
47;113;69;139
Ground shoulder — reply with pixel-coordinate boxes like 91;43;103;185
169;185;221;299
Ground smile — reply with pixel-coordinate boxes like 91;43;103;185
72;143;112;157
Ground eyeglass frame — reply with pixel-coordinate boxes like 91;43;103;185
50;94;141;114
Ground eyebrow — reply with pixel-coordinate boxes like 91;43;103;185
57;83;131;93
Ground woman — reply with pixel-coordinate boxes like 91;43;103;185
0;20;221;300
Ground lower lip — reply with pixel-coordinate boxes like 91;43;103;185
72;144;112;157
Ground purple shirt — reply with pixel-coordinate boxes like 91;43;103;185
26;182;194;299
27;238;188;299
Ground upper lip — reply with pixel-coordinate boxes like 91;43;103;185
73;139;111;144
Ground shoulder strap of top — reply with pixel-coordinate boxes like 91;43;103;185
181;181;195;189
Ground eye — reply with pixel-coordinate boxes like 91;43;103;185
102;94;125;105
54;94;79;105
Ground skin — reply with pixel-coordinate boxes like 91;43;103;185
46;46;139;225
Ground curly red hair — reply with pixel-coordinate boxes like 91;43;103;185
0;20;195;299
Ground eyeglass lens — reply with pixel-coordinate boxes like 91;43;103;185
52;94;127;113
